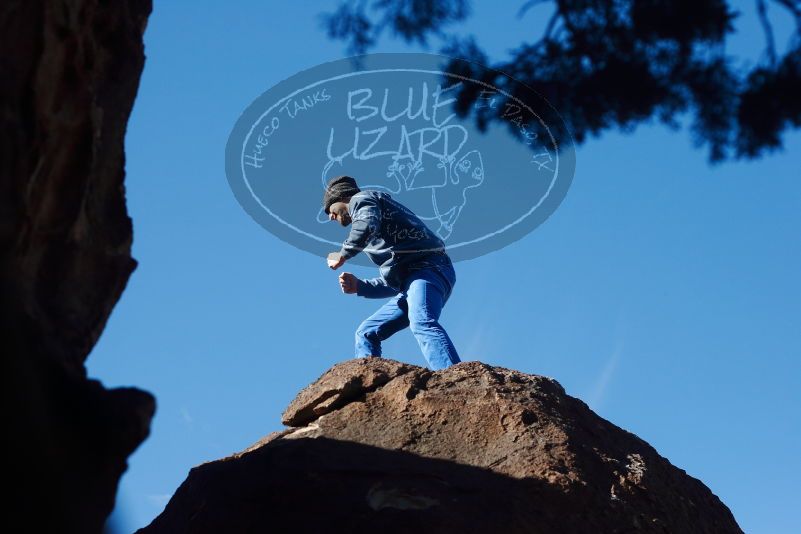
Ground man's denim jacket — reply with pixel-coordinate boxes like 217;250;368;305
338;190;454;298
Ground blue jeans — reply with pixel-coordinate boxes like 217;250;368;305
355;263;461;370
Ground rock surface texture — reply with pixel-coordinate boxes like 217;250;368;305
1;1;154;532
140;358;742;533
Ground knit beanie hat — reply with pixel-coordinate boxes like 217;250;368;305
322;175;360;214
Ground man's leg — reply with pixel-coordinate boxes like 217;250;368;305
405;269;460;370
355;294;410;358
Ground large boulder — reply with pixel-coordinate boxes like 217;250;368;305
1;1;154;532
140;358;742;533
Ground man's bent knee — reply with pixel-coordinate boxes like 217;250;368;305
356;325;380;342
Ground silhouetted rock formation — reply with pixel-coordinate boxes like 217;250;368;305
0;1;154;532
140;359;742;533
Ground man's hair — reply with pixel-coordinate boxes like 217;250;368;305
322;175;360;214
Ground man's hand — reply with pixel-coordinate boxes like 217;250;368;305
327;252;346;270
339;272;358;294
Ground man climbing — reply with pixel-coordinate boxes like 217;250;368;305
322;175;461;371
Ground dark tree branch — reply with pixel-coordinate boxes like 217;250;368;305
516;0;550;19
530;9;562;50
757;0;778;65
321;0;801;162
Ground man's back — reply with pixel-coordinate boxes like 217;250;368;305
340;190;452;291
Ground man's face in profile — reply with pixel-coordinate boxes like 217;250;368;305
328;201;351;227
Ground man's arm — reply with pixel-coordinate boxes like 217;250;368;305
339;195;381;260
356;276;399;299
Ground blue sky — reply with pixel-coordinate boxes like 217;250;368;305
88;1;801;532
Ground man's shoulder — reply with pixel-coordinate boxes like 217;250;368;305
353;189;388;200
349;189;388;209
